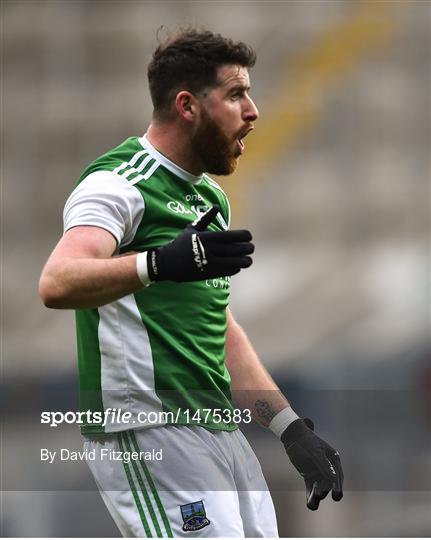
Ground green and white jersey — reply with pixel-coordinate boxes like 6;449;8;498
64;135;236;434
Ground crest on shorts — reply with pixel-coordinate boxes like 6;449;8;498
180;500;210;532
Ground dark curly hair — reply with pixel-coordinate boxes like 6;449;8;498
148;28;256;120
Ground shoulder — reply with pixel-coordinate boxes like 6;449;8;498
203;175;227;196
67;169;145;206
64;169;146;247
78;137;157;185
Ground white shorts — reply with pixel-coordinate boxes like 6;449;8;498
84;425;278;537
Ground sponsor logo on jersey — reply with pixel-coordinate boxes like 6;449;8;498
167;201;208;220
191;204;210;219
185;194;204;202
205;276;230;289
167;201;193;215
167;200;228;230
180;500;210;532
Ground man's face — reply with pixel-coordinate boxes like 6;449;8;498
192;65;259;175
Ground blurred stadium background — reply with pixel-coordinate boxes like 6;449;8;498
2;0;430;536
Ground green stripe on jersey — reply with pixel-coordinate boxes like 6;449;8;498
115;154;156;183
75;309;104;433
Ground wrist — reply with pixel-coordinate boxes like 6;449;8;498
269;406;300;439
136;252;153;287
280;417;314;447
147;248;162;281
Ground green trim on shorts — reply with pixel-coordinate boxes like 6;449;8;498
117;432;152;537
129;430;174;538
123;431;163;538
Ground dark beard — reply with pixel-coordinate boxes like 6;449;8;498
192;108;239;176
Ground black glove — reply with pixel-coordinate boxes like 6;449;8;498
147;205;254;282
281;418;344;510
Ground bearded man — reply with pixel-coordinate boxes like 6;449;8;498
39;29;343;537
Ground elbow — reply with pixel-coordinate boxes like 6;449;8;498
39;273;68;309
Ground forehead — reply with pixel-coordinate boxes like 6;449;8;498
215;64;250;89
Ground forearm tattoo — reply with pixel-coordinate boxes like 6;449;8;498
255;400;276;424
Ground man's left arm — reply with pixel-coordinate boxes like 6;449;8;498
225;306;291;425
225;307;344;510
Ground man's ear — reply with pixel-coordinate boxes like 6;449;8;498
175;91;199;122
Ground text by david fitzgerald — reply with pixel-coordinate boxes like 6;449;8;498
41;448;163;464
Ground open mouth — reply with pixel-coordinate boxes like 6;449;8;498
236;127;253;155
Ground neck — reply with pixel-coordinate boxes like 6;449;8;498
146;121;204;176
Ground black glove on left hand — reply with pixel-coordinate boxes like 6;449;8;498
281;418;344;511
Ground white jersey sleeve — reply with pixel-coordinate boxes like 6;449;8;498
63;170;145;247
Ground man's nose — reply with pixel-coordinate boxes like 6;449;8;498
243;96;259;122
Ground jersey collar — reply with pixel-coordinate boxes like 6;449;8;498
138;134;204;185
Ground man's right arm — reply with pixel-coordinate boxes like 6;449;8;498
39;206;254;310
39;225;143;310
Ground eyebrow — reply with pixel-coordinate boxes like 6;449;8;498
226;83;251;92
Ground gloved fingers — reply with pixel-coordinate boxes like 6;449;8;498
315;479;332;501
200;229;252;243
332;481;343;502
210;242;255;257
192;205;220;231
306;478;331;511
331;451;344;480
305;479;320;511
205;267;241;279
212;255;253;270
330;454;344;501
324;450;343;500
